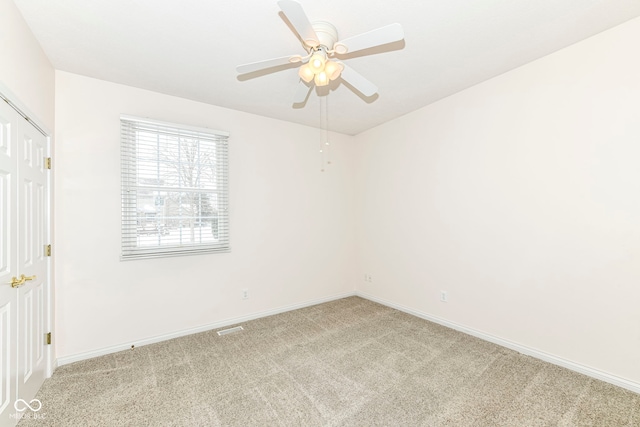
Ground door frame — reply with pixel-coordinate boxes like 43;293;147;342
0;82;54;380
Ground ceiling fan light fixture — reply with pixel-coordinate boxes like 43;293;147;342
324;60;344;80
298;64;315;83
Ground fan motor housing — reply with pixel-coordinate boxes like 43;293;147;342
308;21;338;50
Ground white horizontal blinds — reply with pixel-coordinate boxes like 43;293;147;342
121;116;229;259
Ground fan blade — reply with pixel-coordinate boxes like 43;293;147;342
236;55;299;74
334;23;404;55
278;0;319;47
340;64;377;97
293;80;312;104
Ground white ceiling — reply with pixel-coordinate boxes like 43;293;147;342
13;0;640;135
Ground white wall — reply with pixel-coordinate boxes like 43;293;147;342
0;0;54;130
355;17;640;384
54;71;356;358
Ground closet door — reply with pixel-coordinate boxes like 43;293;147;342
16;106;49;408
0;97;19;425
0;99;50;426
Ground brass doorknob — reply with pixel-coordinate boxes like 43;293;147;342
9;274;36;288
10;276;24;288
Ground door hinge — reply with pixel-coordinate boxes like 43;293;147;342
46;332;52;345
45;157;52;169
45;244;52;257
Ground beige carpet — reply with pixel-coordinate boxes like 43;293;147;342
18;297;639;426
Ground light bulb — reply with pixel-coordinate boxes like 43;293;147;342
308;50;326;74
324;60;344;81
311;57;324;69
314;71;329;87
298;65;314;83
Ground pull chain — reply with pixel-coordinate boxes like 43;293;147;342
325;94;331;166
319;96;324;172
319;95;331;172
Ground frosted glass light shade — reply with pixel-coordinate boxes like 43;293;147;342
298;65;314;83
324;60;344;81
314;71;329;86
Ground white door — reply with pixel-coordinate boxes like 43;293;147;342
0;99;50;426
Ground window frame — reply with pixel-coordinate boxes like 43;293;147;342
120;115;230;260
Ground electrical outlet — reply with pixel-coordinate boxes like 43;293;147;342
242;288;249;300
364;274;373;283
440;291;448;303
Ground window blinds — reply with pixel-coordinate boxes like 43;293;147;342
120;115;230;260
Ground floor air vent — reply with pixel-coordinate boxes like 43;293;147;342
217;326;244;336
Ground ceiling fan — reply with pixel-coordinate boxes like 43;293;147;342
236;0;404;103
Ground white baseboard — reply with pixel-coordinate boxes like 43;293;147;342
56;291;356;366
356;291;640;395
56;290;640;395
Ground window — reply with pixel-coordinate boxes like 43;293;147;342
120;115;229;259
